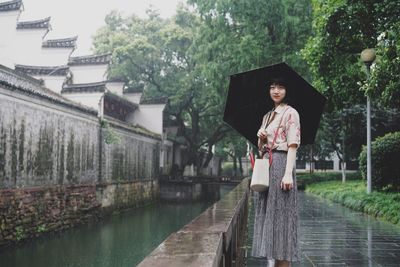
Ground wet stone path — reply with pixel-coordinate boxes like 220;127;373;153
246;191;400;267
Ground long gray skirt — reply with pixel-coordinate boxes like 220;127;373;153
251;150;300;262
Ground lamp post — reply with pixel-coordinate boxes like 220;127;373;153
361;48;376;194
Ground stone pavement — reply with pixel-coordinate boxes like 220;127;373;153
246;191;400;267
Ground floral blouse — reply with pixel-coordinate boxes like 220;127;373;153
258;103;301;153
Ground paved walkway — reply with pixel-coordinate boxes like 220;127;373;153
246;191;400;267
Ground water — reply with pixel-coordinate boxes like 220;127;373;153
0;184;236;267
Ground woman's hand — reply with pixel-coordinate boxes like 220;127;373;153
257;128;267;141
280;174;294;191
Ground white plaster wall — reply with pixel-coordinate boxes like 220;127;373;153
106;82;124;96
69;65;108;84
39;48;73;66
127;104;165;135
0;11;21;68
62;92;103;111
37;76;65;94
13;30;49;66
331;152;340;171
123;93;142;104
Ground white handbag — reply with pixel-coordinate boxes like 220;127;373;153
250;107;289;192
250;158;270;192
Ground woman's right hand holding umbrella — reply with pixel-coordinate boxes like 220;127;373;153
257;129;267;141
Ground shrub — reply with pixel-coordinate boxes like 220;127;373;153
297;171;360;189
306;180;400;225
359;132;400;191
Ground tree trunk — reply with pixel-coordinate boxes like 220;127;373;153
233;157;237;177
238;156;243;177
341;129;346;183
309;145;314;174
341;161;346;183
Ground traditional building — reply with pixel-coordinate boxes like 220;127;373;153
0;0;174;175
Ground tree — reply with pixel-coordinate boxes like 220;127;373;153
302;0;400;109
302;0;400;178
93;7;231;173
188;0;313;164
93;1;313;175
215;132;248;177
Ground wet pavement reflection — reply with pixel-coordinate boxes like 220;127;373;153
246;191;400;267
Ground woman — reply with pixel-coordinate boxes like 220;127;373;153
251;77;301;267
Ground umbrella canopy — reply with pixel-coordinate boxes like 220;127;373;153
223;62;326;147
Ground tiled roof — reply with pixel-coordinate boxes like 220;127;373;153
15;64;69;76
0;0;22;12
42;36;77;48
104;91;138;110
124;84;144;94
62;81;107;94
0;64;96;115
107;76;128;83
17;17;51;30
140;96;168;105
68;53;111;66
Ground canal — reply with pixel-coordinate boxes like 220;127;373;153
0;184;236;267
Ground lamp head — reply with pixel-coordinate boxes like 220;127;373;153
361;48;376;64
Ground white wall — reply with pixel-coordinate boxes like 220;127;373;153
127;104;165;135
106;81;124;96
39;76;65;94
13;29;49;66
123;93;142;104
69;65;108;84
0;10;22;68
39;48;74;66
0;12;74;68
62;92;103;111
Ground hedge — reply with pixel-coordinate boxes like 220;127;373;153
359;131;400;191
306;180;400;225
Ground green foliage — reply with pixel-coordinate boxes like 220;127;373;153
363;20;400;108
15;226;25;241
297;171;360;189
93;6;231;168
359;132;400;191
93;1;313;171
302;0;400;110
301;0;400;168
306;180;400;225
221;162;234;176
36;224;47;233
298;171;360;182
100;120;121;145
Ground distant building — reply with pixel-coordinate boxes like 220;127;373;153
0;0;172;173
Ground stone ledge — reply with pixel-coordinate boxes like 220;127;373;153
138;178;250;267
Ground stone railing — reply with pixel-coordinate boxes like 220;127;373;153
138;178;250;267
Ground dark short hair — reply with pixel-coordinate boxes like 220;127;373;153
268;77;289;89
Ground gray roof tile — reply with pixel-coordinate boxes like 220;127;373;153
69;53;111;66
0;0;22;12
17;17;51;30
15;64;69;76
42;36;77;48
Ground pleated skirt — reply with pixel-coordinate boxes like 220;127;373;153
251;150;300;262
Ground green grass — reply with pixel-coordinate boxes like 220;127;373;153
306;180;400;225
296;171;360;190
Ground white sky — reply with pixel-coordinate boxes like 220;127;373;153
18;0;183;55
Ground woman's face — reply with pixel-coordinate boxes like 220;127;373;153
269;83;286;104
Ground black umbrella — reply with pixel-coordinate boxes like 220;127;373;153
223;62;326;147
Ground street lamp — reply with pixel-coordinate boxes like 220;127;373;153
361;48;376;194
